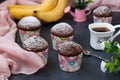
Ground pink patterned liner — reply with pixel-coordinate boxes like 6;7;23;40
51;34;73;50
18;29;40;43
94;16;112;23
58;53;83;72
37;49;48;65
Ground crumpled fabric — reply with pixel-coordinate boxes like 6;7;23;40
86;0;120;12
0;0;44;80
68;0;120;12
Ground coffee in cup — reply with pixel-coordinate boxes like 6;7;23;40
92;27;110;32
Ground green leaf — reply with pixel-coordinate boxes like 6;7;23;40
109;64;115;73
118;66;120;71
104;41;112;53
104;41;119;53
105;63;111;68
111;46;118;53
74;0;93;9
105;63;114;73
114;58;119;65
87;0;93;3
104;41;120;73
111;56;114;62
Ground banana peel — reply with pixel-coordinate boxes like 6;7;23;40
8;0;58;20
34;0;68;23
8;0;68;23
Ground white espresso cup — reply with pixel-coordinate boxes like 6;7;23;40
89;23;120;50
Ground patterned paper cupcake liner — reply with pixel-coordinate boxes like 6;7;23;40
37;49;48;65
94;16;112;23
58;53;83;72
51;34;73;50
18;29;40;43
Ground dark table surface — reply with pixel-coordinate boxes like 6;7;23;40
1;0;120;80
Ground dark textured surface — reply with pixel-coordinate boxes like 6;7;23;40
0;0;120;80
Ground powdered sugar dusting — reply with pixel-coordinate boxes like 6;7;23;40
93;6;111;15
18;16;41;29
51;22;73;36
23;36;48;51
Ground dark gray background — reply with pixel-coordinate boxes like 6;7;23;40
1;0;120;80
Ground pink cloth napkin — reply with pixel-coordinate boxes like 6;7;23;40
86;0;120;12
0;0;43;80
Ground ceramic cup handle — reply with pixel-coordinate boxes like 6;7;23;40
109;25;120;42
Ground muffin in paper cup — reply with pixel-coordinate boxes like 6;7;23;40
23;35;48;65
58;41;83;72
17;16;41;43
93;16;112;23
51;22;74;50
93;6;113;23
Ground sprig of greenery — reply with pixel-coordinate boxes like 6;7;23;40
104;41;120;73
74;0;93;9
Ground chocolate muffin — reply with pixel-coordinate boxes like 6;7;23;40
18;16;41;30
23;35;48;64
57;41;83;72
17;16;41;43
51;22;74;37
23;35;48;52
58;41;83;57
93;6;113;23
51;22;74;50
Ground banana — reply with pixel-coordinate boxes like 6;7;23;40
8;0;58;20
8;0;58;11
9;8;34;19
34;0;58;11
34;0;68;23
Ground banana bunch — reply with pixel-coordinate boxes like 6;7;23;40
34;0;68;23
8;0;68;23
8;0;58;20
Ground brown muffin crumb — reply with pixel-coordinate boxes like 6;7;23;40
93;6;113;17
58;41;83;57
